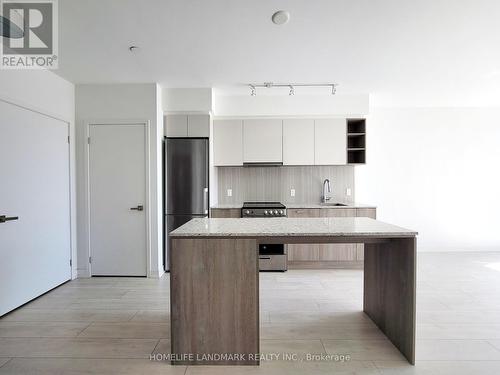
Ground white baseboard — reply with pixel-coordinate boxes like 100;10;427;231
149;268;165;279
76;269;91;278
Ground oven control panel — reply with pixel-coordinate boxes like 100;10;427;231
242;208;287;217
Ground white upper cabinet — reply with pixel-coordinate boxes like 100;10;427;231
243;119;282;163
283;119;315;165
213;119;243;166
187;114;210;137
165;114;210;137
165;114;188;137
314;119;347;165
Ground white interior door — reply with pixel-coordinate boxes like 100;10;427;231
89;124;147;276
0;100;71;316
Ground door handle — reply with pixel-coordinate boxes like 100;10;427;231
0;215;19;223
130;205;144;211
203;187;209;214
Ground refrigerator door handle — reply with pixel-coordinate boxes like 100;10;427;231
203;187;209;215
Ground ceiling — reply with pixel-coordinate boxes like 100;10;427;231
57;0;500;101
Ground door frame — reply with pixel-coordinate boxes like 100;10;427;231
84;120;151;277
0;96;75;280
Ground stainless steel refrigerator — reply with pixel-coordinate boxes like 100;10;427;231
164;138;209;271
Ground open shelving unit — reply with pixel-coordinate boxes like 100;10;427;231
347;119;366;164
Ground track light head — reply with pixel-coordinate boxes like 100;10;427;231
249;85;256;96
247;83;338;96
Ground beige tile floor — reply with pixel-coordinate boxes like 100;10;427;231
1;252;500;374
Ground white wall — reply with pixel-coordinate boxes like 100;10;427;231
0;70;74;121
0;70;77;277
162;88;212;113
75;83;164;278
356;107;500;252
213;94;369;117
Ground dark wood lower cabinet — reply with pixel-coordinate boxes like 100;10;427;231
287;207;376;267
170;238;259;365
170;233;416;366
209;206;377;268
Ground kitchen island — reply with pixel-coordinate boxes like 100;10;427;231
169;217;417;366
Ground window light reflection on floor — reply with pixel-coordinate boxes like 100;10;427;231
485;262;500;272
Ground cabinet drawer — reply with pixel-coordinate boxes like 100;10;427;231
318;208;356;217
259;254;287;271
287;208;319;218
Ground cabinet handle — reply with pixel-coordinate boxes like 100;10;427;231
203;187;208;214
259;256;271;260
130;205;144;211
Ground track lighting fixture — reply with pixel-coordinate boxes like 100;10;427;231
248;83;338;96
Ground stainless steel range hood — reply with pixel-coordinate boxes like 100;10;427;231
243;162;283;167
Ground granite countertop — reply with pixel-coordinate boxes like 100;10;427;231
210;202;376;209
286;202;376;209
170;217;417;238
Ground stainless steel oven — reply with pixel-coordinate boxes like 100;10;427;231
241;202;287;272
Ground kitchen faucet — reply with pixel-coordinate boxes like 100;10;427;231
322;179;331;203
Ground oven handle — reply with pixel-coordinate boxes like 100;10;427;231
259;256;271;260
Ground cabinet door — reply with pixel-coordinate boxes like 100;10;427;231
188;114;210;137
287;209;319;261
165;114;188;137
355;208;377;260
283;119;314;165
314;119;347;165
318;208;357;261
213;120;243;166
243;119;282;163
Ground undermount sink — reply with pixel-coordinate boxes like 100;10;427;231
320;202;348;206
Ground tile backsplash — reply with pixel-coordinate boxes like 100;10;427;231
217;166;355;204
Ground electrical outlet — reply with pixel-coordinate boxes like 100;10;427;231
290;189;295;197
227;189;232;197
346;188;352;197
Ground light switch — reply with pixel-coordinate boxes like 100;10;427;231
227;189;232;197
346;188;352;197
290;189;296;197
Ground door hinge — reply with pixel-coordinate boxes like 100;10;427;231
69;259;72;267
89;256;92;264
87;137;91;144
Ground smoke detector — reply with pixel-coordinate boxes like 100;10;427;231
271;10;290;25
